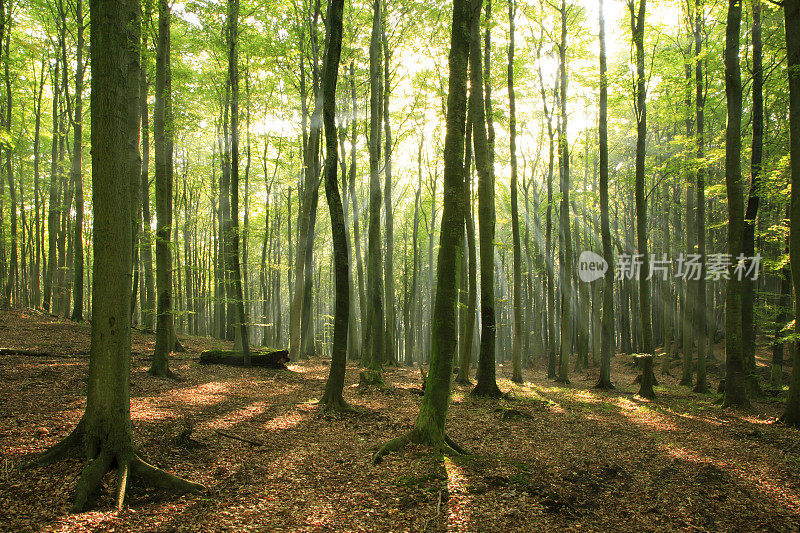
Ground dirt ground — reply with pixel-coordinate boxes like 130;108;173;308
0;309;799;532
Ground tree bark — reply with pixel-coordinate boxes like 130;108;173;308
596;0;614;390
471;0;502;398
722;0;749;408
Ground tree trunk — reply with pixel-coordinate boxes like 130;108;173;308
320;0;350;411
365;0;385;372
722;0;749;408
596;0;614;389
151;0;176;378
471;0;502;398
382;24;396;366
27;0;203;510
557;0;573;385
693;0;709;393
781;0;800;424
508;0;522;384
742;0;763;396
225;0;251;364
631;0;654;399
373;0;470;461
71;0;85;321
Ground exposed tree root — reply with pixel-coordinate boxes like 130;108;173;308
453;377;472;386
116;459;130;510
26;425;204;512
372;430;468;465
130;454;205;494
72;451;114;512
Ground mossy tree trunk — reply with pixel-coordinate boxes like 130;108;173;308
373;0;470;462
26;0;203;510
320;0;351;412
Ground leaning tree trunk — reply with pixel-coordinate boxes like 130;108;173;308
25;0;203;511
373;0;471;462
722;0;749;408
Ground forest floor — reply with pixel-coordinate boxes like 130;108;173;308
1;309;799;532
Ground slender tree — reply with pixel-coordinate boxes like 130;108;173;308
508;0;523;384
150;0;177;378
722;0;749;407
365;0;385;374
70;0;85;321
373;0;471;461
320;0;350;411
596;0;614;390
630;0;654;399
471;0;502;398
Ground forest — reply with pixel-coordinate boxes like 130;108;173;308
1;0;800;529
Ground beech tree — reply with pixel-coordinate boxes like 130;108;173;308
24;0;203;510
373;0;471;461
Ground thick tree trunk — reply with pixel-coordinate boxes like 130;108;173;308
27;0;203;510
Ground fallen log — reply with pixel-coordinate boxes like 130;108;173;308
199;349;290;369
